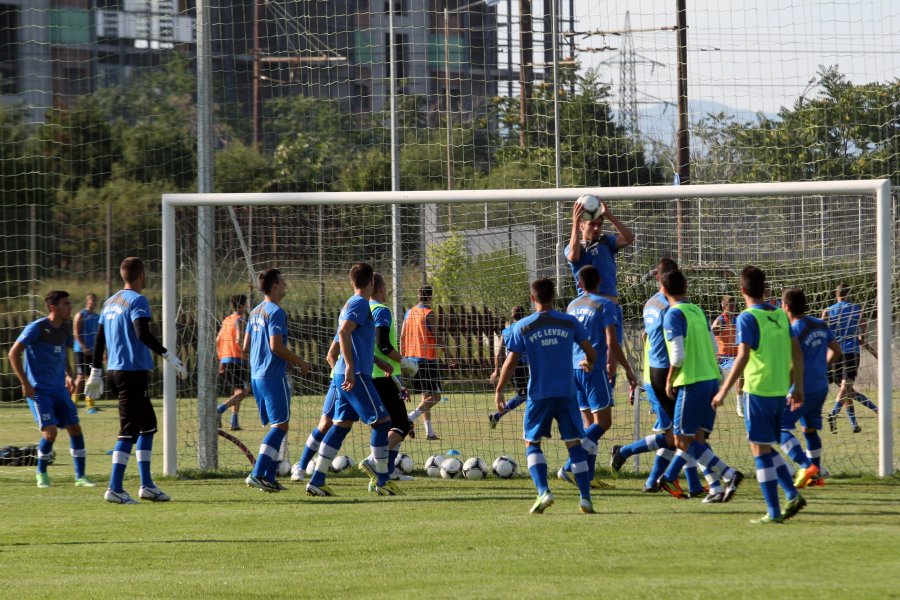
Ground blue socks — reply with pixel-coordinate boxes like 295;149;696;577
109;438;134;493
371;421;391;486
230;412;239;429
70;434;86;479
216;403;228;415
299;427;326;472
620;433;667;459
567;444;592;500
388;448;399;475
780;431;811;468
754;452;781;519
492;395;527;423
252;427;286;481
772;452;798;501
855;393;878;413
136;434;155;488
684;457;704;495
309;425;349;487
526;445;549;495
37;438;54;475
662;449;689;482
803;430;822;468
647;448;674;489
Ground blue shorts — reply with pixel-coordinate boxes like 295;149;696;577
574;369;613;413
644;382;673;432
781;388;827;432
321;381;338;418
717;356;735;371
332;373;389;425
523;396;585;443
251;377;292;426
30;387;79;430
673;379;719;437
744;393;786;445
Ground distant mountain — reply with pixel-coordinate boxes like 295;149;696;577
633;100;779;141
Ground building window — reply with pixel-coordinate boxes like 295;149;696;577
384;1;407;15
352;84;372;113
0;5;17;95
384;33;408;80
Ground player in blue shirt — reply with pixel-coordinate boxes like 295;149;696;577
243;268;310;493
564;198;635;374
559;266;637;490
292;335;340;482
713;266;807;523
72;293;100;414
780;288;841;488
823;284;878;433
85;257;188;504
611;258;697;492
306;263;399;497
488;306;529;428
494;278;598;514
9;290;96;489
655;270;743;503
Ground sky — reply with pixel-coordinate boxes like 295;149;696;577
495;0;899;123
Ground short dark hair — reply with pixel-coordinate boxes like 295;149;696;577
372;272;386;295
44;290;69;310
230;294;247;311
782;287;807;315
531;278;555;304
86;293;98;302
418;285;433;302
836;282;850;299
511;305;525;322
349;262;374;289
657;257;679;276
120;257;144;284
577;265;601;293
258;268;282;295
661;270;687;296
721;294;734;306
740;265;766;299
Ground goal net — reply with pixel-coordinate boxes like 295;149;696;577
165;182;895;479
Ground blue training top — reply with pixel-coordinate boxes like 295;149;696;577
248;300;288;379
101;289;154;371
565;234;620;296
502;324;528;366
333;295;375;376
16;317;72;390
824;300;861;354
643;291;670;369
567;292;616;372
507;310;588;401
74;308;100;352
791;316;835;395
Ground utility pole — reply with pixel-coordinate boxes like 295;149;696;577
675;0;690;262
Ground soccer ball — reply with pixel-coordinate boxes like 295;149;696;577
305;458;317;475
424;454;445;478
463;457;488;480
276;459;292;476
440;457;463;479
394;453;415;475
492;455;518;479
330;455;356;473
577;194;602;221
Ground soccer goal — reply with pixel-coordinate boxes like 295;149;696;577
161;180;895;478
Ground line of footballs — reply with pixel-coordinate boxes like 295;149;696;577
282;454;520;479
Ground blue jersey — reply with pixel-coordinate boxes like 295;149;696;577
74;308;100;352
333;295;375;376
248;301;288;379
16;317;72;390
502;324;528;365
565;234;619;296
736;303;796;350
824;301;861;354
567;293;616;371
507;310;588;401
643;291;670;369
101;289;154;371
791;316;835;394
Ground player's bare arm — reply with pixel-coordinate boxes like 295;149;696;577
600;202;635;249
326;340;340;370
576;339;597;372
8;341;34;399
489;336;506;384
270;334;309;375
337;319;357;390
493;350;521;411
607;325;637;387
566;202;585;262
788;337;805;410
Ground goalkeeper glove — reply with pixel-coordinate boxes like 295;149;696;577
163;351;188;379
400;357;418;378
84;368;104;400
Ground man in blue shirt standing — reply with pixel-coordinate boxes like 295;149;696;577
73;293;100;414
243;268;310;492
86;257;188;504
9;290;95;489
494;278;597;514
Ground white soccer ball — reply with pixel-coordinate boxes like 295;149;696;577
492;455;518;479
276;459;292;476
330;455;356;473
394;453;415;475
440;457;463;479
463;457;488;480
577;194;602;221
425;454;445;478
305;458;317;475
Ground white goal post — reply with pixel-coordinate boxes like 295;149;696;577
161;180;894;477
